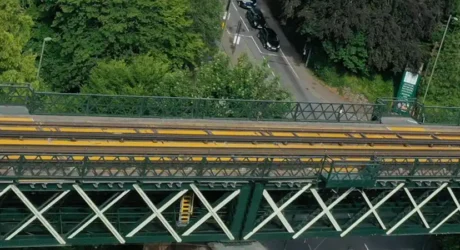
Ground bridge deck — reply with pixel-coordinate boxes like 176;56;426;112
0;114;459;248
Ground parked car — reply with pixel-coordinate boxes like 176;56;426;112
246;7;266;29
257;27;280;52
237;0;257;9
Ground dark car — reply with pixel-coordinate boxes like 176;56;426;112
257;28;280;52
246;7;266;29
237;0;257;9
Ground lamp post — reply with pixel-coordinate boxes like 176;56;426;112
422;15;458;103
36;37;52;79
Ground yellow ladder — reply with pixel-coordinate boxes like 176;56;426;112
178;193;194;227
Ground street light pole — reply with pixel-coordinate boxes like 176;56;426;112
422;15;457;103
36;37;52;79
222;0;231;29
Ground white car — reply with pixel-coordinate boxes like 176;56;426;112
237;0;257;9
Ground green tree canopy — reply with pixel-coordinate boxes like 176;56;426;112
281;0;452;73
29;0;207;92
82;54;190;97
420;1;460;106
0;0;36;84
195;53;290;100
189;0;223;52
84;52;290;101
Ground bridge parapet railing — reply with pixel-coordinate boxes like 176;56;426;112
416;105;460;125
0;84;383;123
0;84;33;106
5;84;460;125
375;97;420;118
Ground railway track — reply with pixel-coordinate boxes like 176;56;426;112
0;117;459;180
1;121;460;157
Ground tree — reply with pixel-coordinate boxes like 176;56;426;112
195;53;290;100
83;54;191;97
29;0;207;92
84;52;290;101
420;1;460;106
322;33;368;74
0;0;37;84
280;0;451;73
189;0;223;52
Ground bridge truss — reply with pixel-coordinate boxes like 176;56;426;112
0;154;460;247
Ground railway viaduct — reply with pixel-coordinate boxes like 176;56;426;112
0;84;460;248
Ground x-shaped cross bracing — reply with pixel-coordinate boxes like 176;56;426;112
5;190;70;241
127;184;187;242
182;184;240;240
68;187;130;243
340;183;405;237
0;185;67;244
292;188;354;239
430;187;460;233
386;183;448;235
244;184;312;240
73;185;127;243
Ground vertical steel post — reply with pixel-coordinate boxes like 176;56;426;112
241;183;265;236
230;184;252;239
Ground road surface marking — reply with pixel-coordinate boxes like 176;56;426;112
231;1;238;11
280;49;300;79
239;16;250;31
364;243;370;250
313;239;326;250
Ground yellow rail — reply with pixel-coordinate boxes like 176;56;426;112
1;125;460;141
1;138;459;151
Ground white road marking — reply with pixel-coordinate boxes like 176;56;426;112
364;243;370;250
249;35;263;54
313;238;326;250
239;16;250;31
280;49;300;79
231;1;238;11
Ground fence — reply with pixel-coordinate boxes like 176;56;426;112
0;84;383;123
2;84;460;125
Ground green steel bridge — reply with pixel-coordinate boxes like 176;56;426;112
0;84;460;248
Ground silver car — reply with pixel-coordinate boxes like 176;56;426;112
237;0;257;9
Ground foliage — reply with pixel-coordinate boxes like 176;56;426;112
84;52;290;101
28;0;207;92
281;0;452;73
0;0;37;85
195;53;290;100
420;4;460;107
189;0;223;53
322;33;368;74
83;54;191;97
314;64;394;103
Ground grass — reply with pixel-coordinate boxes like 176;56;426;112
313;65;395;103
306;46;397;103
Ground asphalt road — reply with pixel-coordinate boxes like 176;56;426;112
261;236;438;250
221;0;347;103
